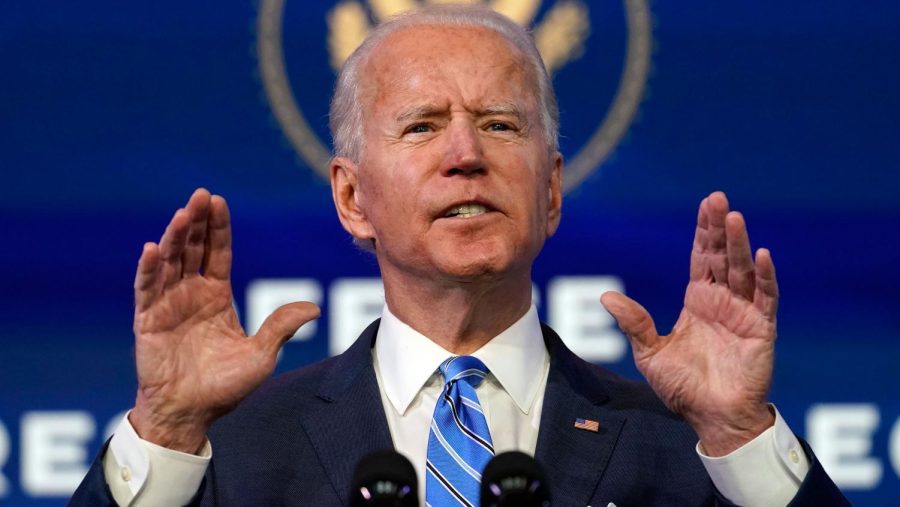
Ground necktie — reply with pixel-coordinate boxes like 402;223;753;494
425;356;494;507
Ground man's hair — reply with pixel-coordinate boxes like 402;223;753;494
328;4;560;163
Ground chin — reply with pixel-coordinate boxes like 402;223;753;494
433;246;516;283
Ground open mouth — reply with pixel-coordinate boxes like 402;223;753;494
444;203;490;219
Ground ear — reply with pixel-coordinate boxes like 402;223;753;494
331;157;375;241
545;151;563;237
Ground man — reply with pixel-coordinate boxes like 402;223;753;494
71;5;847;506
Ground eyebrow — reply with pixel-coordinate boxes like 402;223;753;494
394;102;528;124
395;105;447;124
476;103;525;119
475;103;530;129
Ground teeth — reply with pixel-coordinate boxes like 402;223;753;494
445;203;488;218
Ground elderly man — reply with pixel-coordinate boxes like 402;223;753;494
71;5;846;506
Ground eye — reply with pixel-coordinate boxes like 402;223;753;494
486;122;514;132
404;123;433;135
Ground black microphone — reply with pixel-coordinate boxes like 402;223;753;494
480;451;551;507
349;449;418;507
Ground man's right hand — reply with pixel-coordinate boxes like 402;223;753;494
129;188;320;454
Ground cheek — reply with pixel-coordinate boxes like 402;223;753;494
520;172;553;239
360;170;425;235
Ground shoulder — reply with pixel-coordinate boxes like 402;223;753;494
240;354;346;412
541;322;696;435
211;319;380;434
539;324;711;503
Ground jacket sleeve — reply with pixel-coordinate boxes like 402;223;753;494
786;438;851;507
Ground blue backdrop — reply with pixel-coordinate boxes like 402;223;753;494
1;1;898;505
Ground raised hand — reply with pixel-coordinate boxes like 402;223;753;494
129;189;320;453
601;192;778;456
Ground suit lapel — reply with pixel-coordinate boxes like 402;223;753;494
535;325;626;506
297;320;394;504
295;321;626;504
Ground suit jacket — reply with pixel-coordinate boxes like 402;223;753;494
71;320;848;506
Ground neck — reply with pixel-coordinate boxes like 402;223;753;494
381;269;533;355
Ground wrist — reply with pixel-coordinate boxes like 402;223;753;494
131;396;210;455
693;404;775;457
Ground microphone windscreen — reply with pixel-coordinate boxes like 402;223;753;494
349;449;418;507
480;451;551;507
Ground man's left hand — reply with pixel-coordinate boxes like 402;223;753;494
601;191;778;456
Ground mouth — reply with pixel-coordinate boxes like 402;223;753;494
443;202;491;219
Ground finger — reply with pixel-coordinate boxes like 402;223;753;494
157;208;190;288
203;195;232;280
254;302;321;354
725;211;755;301
690;197;710;281
706;192;730;285
134;242;161;311
600;291;660;351
181;189;212;276
753;248;779;320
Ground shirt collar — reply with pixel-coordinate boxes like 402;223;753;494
374;304;547;416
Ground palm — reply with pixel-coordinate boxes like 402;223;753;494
636;280;774;419
601;192;778;454
130;189;319;452
136;277;267;416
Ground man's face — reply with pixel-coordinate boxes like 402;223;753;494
335;24;562;285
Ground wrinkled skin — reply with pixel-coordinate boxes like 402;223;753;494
601;192;777;455
331;25;562;352
131;189;319;453
130;25;777;458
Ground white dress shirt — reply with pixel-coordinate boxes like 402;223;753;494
103;305;809;506
374;303;549;505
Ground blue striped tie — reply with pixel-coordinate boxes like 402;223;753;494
425;356;494;507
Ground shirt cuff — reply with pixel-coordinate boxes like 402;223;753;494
697;406;810;507
103;412;211;506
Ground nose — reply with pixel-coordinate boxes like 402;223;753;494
440;119;485;177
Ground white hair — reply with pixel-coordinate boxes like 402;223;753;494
328;4;560;162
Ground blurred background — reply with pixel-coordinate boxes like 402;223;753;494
1;1;898;504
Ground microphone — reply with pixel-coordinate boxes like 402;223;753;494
480;451;551;507
349;449;418;507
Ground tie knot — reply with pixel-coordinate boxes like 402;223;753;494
439;356;489;388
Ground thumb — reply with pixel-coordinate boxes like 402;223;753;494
600;291;659;350
254;301;321;354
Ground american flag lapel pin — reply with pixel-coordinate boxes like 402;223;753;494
573;417;600;432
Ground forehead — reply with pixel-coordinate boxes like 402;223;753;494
360;24;538;114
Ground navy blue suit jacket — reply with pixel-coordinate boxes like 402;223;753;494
71;321;848;506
